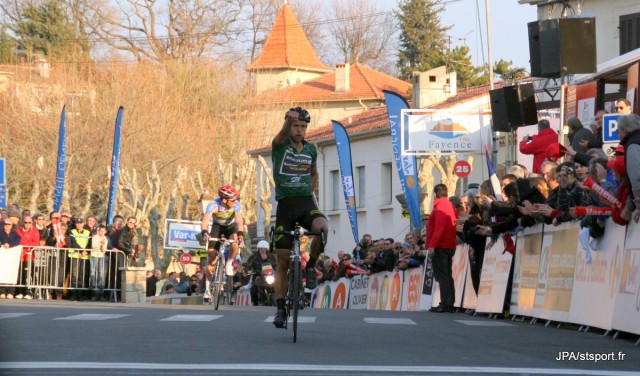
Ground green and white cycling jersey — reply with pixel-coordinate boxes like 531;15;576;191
272;138;317;201
204;198;241;226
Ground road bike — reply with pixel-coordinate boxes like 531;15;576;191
203;236;235;310
271;224;324;343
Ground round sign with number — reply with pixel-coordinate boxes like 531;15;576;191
180;253;192;265
453;160;471;178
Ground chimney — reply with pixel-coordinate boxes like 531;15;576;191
335;63;350;92
411;66;456;108
38;57;49;79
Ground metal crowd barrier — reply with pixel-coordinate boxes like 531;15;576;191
0;246;128;301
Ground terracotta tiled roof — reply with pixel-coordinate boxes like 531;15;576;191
247;4;330;73
424;82;508;109
248;63;411;105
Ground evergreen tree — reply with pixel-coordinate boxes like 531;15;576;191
396;0;451;81
447;45;484;88
13;0;77;60
0;27;16;64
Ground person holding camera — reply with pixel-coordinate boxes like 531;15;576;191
352;234;372;268
519;119;558;174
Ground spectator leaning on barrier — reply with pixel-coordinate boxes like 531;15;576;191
617;114;640;223
16;215;39;299
519;119;558;174
0;218;22;299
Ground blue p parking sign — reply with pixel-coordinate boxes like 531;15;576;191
602;114;620;143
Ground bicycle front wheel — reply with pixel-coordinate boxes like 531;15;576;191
290;258;301;343
213;262;225;310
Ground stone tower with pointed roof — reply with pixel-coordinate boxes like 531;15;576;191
247;3;331;95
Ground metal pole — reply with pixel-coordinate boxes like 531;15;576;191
486;0;499;168
559;74;566;145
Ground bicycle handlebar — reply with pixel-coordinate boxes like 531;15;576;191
206;237;238;243
273;229;324;237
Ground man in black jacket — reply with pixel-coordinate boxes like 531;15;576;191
371;238;396;274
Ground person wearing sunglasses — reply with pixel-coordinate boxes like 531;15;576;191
616;98;632;115
0;218;22;299
200;184;245;277
14;215;40;299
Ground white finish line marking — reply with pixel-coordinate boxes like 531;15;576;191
364;318;417;325
53;314;129;321
0;313;33;319
161;314;222;322
1;363;638;375
456;320;514;327
265;316;316;323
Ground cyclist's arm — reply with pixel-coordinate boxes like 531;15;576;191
311;164;320;203
273;111;296;145
235;212;245;238
200;212;213;232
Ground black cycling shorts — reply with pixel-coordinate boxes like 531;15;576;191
207;223;238;251
274;196;326;250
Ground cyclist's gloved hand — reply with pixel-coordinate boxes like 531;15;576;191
200;230;209;239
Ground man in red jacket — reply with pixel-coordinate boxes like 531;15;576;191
519;119;558;174
426;184;458;313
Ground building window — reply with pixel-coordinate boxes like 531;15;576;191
381;162;392;205
331;170;340;211
356;166;365;208
620;12;640;55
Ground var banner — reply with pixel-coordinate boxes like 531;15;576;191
511;226;544;317
164;219;202;250
476;237;513;314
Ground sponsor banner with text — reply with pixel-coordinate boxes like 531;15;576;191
612;220;640;336
401;266;423;311
476;238;513;314
510;226;544;317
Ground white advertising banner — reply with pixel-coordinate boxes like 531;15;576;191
476;237;513;314
533;222;579;322
401;266;423;311
0;246;22;284
311;278;349;309
403;111;492;156
164;219;203;250
367;271;403;311
234;288;252;307
511;225;544;317
569;219;625;330
612;221;640;336
462;258;478;310
348;274;369;310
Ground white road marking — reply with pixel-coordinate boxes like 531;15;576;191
0;313;33;319
364;318;417;325
265;315;316;323
53;314;129;321
161;314;222;322
456;320;514;327
0;363;638;375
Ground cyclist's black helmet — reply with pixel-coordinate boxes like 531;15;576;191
285;107;311;123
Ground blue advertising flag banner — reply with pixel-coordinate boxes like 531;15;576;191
53;106;67;212
383;90;422;229
332;120;359;245
107;106;124;225
485;146;503;202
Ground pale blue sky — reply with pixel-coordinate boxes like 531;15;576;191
375;0;538;70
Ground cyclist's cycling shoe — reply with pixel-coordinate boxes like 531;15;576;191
305;266;318;289
273;309;287;328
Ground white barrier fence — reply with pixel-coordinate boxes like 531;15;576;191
265;218;639;337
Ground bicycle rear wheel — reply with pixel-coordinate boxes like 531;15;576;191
290;258;301;342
